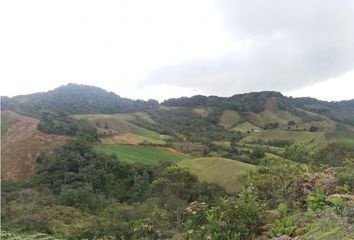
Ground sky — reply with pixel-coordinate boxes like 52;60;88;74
1;0;353;102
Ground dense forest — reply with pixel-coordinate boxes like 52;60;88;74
2;84;354;126
1;84;159;116
1;84;354;239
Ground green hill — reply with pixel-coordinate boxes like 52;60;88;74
241;129;328;148
178;157;256;192
75;113;166;144
219;110;242;128
3;84;353;167
1;83;159;116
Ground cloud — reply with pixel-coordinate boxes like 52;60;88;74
142;0;354;96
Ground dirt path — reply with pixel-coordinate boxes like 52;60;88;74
1;112;68;181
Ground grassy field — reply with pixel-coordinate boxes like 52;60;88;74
219;110;242;128
231;121;260;132
1;111;19;136
94;144;190;165
247;110;301;127
74;113;165;144
174;142;207;157
326;130;354;147
178;157;256;193
241;129;328;148
193;107;212;117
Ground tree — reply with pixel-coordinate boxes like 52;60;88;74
312;142;354;167
151;166;200;224
284;142;313;163
184;187;265;239
309;125;319;132
288;120;296;126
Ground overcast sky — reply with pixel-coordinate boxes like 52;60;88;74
1;0;353;101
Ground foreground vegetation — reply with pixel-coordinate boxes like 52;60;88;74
2;135;353;239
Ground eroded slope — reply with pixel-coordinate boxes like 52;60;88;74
1;111;68;181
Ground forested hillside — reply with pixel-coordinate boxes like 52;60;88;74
1;84;159;116
1;84;354;239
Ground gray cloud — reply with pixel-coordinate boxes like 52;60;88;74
142;0;354;96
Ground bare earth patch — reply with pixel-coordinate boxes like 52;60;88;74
100;134;140;145
159;147;186;155
1;112;68;181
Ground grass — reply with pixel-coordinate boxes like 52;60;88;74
294;119;337;133
174;142;207;157
231;121;260;132
94;144;190;165
132;112;157;124
193;107;211;117
213;141;231;148
74;113;164;144
326;130;354;147
219;110;242;128
241;129;328;148
247;110;301;127
178;157;256;193
1;111;18;136
1;230;60;240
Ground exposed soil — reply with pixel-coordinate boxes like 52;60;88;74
265;96;278;112
1;112;68;181
159;147;185;155
100;134;139;145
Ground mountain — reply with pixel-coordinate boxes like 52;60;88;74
162;91;354;126
3;84;354;127
1;83;159;116
3;83;354;175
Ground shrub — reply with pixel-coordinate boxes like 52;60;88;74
271;203;296;237
184;187;265;240
306;188;326;212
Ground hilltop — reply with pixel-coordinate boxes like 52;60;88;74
2;83;354;123
1;83;159;116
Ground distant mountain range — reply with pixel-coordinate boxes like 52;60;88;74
2;83;354;126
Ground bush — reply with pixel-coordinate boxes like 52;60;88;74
243;163;308;208
312;142;354;167
306;188;326;212
271;203;296;237
184;187;265;240
309;125;319;132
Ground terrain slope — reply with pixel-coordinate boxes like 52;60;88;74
178;157;256;192
1;111;68;181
